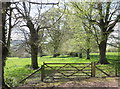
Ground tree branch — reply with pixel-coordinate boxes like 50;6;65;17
28;2;59;5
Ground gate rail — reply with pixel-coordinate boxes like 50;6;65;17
19;62;119;83
41;62;95;82
41;62;118;82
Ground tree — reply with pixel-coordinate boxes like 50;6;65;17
1;1;23;88
1;2;11;89
14;1;60;68
0;2;2;88
70;1;120;64
41;8;66;57
65;8;96;59
15;2;39;69
14;2;44;69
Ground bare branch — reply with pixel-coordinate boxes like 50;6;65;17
28;2;59;5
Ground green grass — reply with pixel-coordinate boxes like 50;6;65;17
4;52;119;87
90;52;119;62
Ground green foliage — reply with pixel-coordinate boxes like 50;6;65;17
63;2;98;54
41;8;69;55
68;1;119;64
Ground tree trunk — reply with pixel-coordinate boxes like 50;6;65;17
53;45;60;57
2;45;10;89
27;20;39;69
1;2;11;88
98;40;109;64
86;49;90;59
78;53;82;58
7;6;12;52
39;46;43;57
2;72;10;89
6;6;12;57
53;49;60;57
30;30;39;69
31;45;39;69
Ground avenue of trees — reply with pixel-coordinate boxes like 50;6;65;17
0;1;119;88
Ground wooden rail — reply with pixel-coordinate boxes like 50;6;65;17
41;62;93;82
44;63;91;64
19;67;42;83
19;62;118;83
41;62;117;82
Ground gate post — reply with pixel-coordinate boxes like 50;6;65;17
115;63;120;77
115;64;118;77
91;62;96;77
41;62;45;82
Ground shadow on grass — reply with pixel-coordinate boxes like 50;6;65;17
49;55;71;58
90;55;99;58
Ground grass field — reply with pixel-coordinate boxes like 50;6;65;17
4;52;119;87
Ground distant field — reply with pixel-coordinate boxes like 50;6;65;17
5;52;119;87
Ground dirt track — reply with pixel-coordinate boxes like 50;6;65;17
56;77;119;87
15;77;120;89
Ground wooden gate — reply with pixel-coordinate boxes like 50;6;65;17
19;62;118;83
41;62;94;82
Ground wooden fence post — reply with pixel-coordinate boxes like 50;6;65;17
91;62;96;77
41;62;45;82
